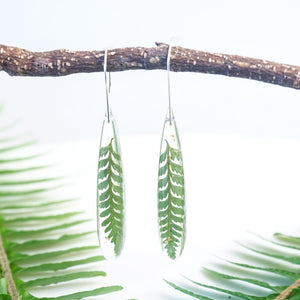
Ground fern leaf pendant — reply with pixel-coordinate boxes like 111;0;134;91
158;110;186;259
97;114;125;258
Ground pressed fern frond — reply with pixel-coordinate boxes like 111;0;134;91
0;120;123;299
158;113;185;260
97;116;124;258
166;232;300;299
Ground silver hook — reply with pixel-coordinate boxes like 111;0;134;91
104;49;111;122
167;44;172;125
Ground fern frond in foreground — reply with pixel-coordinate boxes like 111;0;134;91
166;233;300;299
0;123;123;299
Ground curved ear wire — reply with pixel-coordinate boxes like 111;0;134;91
167;44;172;125
103;49;111;122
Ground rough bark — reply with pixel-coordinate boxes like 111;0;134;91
1;42;300;90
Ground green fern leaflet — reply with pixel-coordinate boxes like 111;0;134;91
97;138;124;257
158;139;185;259
0;278;10;299
166;232;300;299
0;116;123;299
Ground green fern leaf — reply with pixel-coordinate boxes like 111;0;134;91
97;116;125;258
164;280;213;300
30;285;123;300
274;233;300;244
21;271;106;288
203;268;286;293
166;231;300;299
10;245;99;264
13;255;105;274
187;278;279;300
0;198;75;210
0;118;124;299
0;278;10;300
6;232;94;251
0;140;37;153
158;114;185;260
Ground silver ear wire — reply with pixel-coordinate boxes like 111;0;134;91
167;44;172;125
103;49;111;122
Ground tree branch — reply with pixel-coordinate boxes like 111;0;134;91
1;42;300;90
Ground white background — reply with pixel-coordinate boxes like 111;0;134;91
1;1;300;299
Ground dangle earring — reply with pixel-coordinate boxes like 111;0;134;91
157;45;186;260
97;50;125;259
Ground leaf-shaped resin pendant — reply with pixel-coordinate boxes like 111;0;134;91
97;112;125;259
158;110;186;259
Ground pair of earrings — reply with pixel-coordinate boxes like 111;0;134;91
97;46;186;260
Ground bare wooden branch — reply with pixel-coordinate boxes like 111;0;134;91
1;42;300;89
